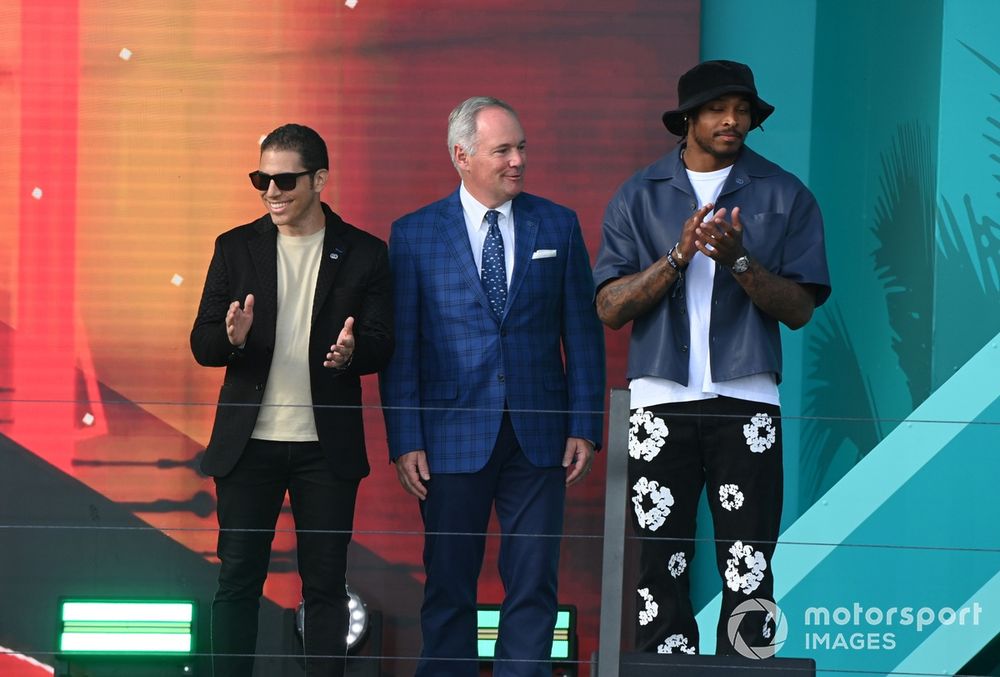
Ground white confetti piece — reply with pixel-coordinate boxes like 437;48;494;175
345;0;358;7
119;47;132;61
31;187;42;200
82;413;95;426
171;274;184;287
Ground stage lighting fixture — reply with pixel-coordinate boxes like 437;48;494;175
57;599;195;655
294;586;369;652
476;604;576;661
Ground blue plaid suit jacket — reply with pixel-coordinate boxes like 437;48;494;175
380;189;605;473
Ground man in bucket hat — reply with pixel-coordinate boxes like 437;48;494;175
593;60;831;656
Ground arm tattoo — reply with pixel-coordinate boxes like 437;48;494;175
596;257;679;330
736;261;816;329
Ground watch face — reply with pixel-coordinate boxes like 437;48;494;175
732;255;750;274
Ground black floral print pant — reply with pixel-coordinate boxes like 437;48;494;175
627;396;783;656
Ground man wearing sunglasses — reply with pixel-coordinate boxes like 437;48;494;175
191;123;393;677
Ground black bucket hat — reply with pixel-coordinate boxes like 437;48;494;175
662;60;774;136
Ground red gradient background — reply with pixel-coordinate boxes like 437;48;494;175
0;1;697;673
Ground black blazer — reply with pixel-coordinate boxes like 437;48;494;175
191;203;394;479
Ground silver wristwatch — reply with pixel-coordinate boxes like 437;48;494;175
731;254;751;274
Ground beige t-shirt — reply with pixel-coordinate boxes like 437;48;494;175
251;228;324;441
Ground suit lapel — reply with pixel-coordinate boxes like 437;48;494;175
505;195;538;319
312;206;349;325
437;191;496;318
248;218;279;340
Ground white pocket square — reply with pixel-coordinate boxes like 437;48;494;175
531;249;557;259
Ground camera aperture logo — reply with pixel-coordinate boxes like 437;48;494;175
727;598;788;659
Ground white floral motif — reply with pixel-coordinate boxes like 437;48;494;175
657;634;695;654
743;413;776;453
724;540;768;594
718;483;745;511
629;408;669;462
667;552;687;578
632;477;674;531
637;587;658;626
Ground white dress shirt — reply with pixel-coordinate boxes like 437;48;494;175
460;183;515;282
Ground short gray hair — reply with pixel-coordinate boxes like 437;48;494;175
447;96;519;170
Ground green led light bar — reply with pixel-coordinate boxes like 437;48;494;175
476;605;575;661
58;599;195;655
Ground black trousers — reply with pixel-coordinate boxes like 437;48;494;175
627;396;783;656
212;439;359;677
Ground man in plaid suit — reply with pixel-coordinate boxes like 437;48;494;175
379;96;605;677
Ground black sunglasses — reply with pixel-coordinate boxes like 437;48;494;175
248;169;316;191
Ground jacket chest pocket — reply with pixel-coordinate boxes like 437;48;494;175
741;212;787;270
522;252;563;312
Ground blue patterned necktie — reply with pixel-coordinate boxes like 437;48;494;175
481;209;507;316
